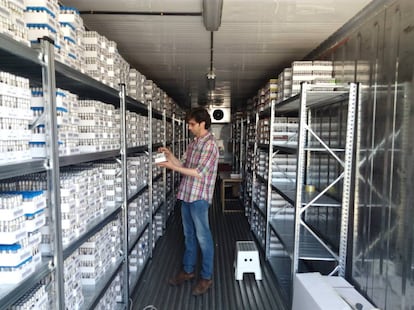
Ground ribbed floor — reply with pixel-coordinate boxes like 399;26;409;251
131;195;287;310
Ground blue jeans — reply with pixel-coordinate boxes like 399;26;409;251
181;200;214;280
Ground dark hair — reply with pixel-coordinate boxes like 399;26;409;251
186;107;212;129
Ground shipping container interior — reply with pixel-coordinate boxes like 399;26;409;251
0;0;413;309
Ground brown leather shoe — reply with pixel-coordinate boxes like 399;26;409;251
192;278;212;296
168;271;195;286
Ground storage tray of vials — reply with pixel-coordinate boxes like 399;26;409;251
0;243;32;267
0;256;35;283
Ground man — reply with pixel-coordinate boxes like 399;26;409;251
156;107;219;296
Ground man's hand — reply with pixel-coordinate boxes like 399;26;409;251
156;160;175;170
158;147;172;159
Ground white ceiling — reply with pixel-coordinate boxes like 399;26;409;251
61;0;372;109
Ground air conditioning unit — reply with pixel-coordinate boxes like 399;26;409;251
208;107;230;123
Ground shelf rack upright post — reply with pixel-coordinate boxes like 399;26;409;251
39;37;65;310
119;83;130;308
162;107;167;230
147;100;154;259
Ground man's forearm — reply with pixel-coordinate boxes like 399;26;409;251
174;165;200;178
169;155;183;167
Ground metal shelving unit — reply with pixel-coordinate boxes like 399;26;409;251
261;82;359;305
0;37;64;310
0;30;179;309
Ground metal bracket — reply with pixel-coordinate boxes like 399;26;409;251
30;113;46;129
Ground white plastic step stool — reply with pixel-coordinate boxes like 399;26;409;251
234;241;262;281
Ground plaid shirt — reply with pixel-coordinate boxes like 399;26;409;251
177;132;219;203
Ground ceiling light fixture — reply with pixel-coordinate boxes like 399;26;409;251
202;0;223;31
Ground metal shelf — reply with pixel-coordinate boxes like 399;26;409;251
152;142;164;150
63;204;123;259
0;33;42;84
0;159;46;180
55;61;120;105
0;259;52;310
128;222;150;253
166;189;173;198
305;147;345;152
269;218;336;260
125;96;148;115
153;201;164;216
129;254;151;295
268;256;292;303
253;201;266;218
127;184;149;204
275;90;349;115
271;181;341;207
259;105;272;118
153;172;163;182
256;173;268;184
272;144;297;154
81;256;124;310
127;145;148;154
152;109;163;120
60;150;120;167
258;143;270;150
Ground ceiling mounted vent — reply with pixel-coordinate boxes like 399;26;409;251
208;107;230;123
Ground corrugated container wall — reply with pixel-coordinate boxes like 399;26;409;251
309;0;414;309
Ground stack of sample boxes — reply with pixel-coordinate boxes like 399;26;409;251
128;69;146;103
255;87;266;112
164;95;174;118
1;0;28;44
58;6;84;70
291;60;335;95
0;72;32;164
24;0;59;45
0;190;46;284
264;79;278;109
143;80;154;103
64;253;84;310
78;218;121;286
152;85;161;112
127;155;148;198
106;40;130;88
83;31;106;83
126;111;148;147
30;88;70;157
272;117;298;147
128;191;149;241
77;100;119;153
277;68;292;102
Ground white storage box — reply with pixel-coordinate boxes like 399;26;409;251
292;273;377;310
25;210;46;232
0;244;31;267
0;256;34;283
0;206;25;221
